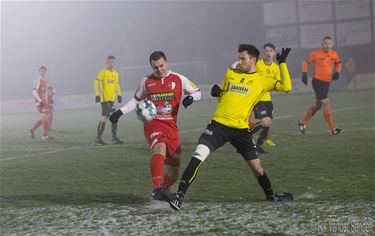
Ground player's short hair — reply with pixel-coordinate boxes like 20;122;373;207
107;55;116;60
47;86;54;90
149;51;167;64
238;44;260;61
263;42;275;50
39;66;47;71
323;36;332;41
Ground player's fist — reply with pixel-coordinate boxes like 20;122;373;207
118;95;122;103
332;72;339;81
276;48;291;64
95;96;100;103
302;72;308;85
211;84;222;97
109;110;123;124
182;95;193;108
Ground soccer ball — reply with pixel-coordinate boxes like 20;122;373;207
136;99;157;122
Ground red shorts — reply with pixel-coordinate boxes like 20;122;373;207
144;119;181;159
37;104;50;114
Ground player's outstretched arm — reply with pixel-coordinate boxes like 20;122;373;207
211;84;222;97
109;110;123;124
182;77;202;109
109;97;138;123
182;96;194;108
274;48;292;93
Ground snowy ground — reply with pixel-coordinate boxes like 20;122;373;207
1;201;374;235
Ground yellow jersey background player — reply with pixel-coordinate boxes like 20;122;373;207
93;55;123;145
250;43;281;153
165;44;293;211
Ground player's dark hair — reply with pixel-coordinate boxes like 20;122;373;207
323;36;332;41
149;51;167;64
238;44;260;61
107;55;116;60
47;86;54;90
39;66;47;71
263;42;275;50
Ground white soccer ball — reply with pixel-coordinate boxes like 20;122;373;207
136;99;157;122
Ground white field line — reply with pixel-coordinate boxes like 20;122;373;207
1;105;372;162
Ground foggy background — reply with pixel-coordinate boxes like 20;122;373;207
1;0;375;110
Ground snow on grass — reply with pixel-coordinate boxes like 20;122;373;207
1;201;374;235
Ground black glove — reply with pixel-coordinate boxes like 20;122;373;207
118;95;122;103
276;48;291;64
211;84;222;97
302;72;308;85
182;95;194;108
109;110;123;124
39;100;44;107
332;72;339;81
95;96;100;103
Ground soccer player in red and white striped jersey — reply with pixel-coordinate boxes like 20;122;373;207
109;51;202;200
28;66;52;140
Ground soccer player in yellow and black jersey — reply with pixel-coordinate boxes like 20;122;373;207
250;43;281;153
93;55;123;145
164;44;293;210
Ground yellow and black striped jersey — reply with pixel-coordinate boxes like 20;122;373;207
212;63;291;129
93;68;122;102
256;59;281;102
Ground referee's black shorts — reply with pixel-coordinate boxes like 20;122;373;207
101;101;115;117
197;120;258;161
312;78;330;100
254;101;274;119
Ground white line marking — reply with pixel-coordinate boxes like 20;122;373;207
2;105;373;162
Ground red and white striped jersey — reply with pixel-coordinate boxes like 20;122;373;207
33;78;48;104
134;71;201;123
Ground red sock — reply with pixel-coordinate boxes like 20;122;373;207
43;120;50;136
301;106;318;125
323;107;335;130
150;154;165;189
32;120;43;131
162;172;177;190
49;113;53;128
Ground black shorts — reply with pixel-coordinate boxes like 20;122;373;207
197;120;258;161
101;101;115;117
312;78;330;100
254;101;273;119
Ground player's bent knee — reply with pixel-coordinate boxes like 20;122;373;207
192;144;210;162
165;156;181;167
151;141;167;155
261;118;271;127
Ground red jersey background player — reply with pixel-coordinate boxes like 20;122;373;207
47;86;56;131
29;66;52;140
109;51;202;200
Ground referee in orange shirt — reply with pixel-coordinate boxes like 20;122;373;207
298;36;343;135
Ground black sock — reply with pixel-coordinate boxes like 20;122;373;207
97;121;106;138
111;123;118;138
257;127;269;146
257;172;273;197
178;157;203;195
250;122;263;135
